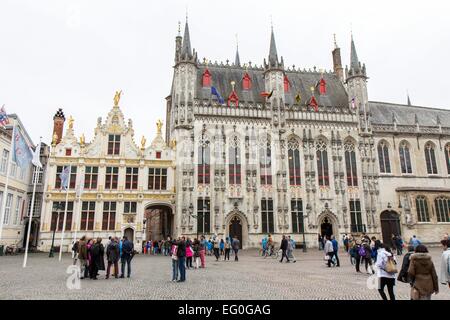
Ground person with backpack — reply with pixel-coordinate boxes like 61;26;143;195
331;235;340;267
395;235;404;255
106;237;120;279
360;238;375;274
120;236;134;278
408;244;439;300
397;245;415;288
375;244;398;300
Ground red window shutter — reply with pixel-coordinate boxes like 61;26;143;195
65;149;72;156
156;151;162;159
319;78;326;95
242;73;251;90
284;75;290;92
202;69;211;87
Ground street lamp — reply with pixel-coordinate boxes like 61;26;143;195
49;203;63;258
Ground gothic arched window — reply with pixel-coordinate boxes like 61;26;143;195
344;141;358;187
424;142;438;174
378;141;391;174
399;141;412;174
445;143;450;175
316;140;329;186
261;198;274;233
198;135;210;184
435;196;450;223
259;135;272;185
228;135;241;185
416;196;430;222
288;137;301;186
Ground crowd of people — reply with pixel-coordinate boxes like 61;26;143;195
72;235;135;280
71;231;450;300
319;232;450;300
169;235;241;282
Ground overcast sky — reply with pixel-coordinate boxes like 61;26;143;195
1;0;449;146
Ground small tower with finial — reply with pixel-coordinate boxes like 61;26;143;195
332;34;344;82
52;108;65;145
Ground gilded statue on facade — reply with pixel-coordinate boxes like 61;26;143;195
141;135;146;149
156;119;163;134
68;116;74;129
52;133;58;145
114;90;122;106
80;134;85;146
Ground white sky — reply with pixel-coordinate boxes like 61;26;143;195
1;0;449;146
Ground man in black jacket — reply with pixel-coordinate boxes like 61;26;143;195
177;237;186;282
120;236;134;278
106;238;120;279
280;235;290;263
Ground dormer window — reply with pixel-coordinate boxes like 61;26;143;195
319;78;326;95
156;151;162;159
242;73;251;90
108;134;120;155
284;75;290;92
202;69;211;87
65;149;72;156
227;91;239;107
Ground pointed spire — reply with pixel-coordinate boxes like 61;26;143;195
407;92;412;106
269;26;278;66
350;33;360;71
181;18;192;59
235;35;241;67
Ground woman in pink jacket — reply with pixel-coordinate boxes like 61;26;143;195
185;240;193;269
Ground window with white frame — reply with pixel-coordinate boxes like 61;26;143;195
378;141;391;173
416;196;430;222
435;197;450;223
424;143;438;174
3;194;13;225
0;149;9;174
399;142;413;174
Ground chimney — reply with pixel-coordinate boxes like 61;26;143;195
53;108;65;145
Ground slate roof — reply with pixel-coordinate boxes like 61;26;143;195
369;101;450;126
195;65;349;107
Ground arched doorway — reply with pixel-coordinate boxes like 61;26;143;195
144;205;173;241
124;228;134;242
320;217;333;238
380;210;401;246
228;216;242;249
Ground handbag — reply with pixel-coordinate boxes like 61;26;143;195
324;255;330;261
385;256;398;273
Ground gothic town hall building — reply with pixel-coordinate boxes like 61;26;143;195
38;21;449;251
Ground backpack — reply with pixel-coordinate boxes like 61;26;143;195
358;246;366;257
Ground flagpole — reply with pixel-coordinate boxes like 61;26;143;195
58;165;71;262
72;170;84;259
23;165;39;267
0;122;15;243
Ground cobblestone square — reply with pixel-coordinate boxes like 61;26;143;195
1;248;449;300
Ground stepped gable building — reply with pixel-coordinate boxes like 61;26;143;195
38;102;176;252
166;20;449;248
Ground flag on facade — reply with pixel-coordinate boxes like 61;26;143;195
295;92;301;104
60;166;71;190
211;86;224;104
260;90;274;99
12;127;33;169
351;97;356;110
32;143;43;168
0;105;10;127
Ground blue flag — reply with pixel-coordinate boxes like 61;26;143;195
211;86;224;104
12;127;33;169
60;166;71;190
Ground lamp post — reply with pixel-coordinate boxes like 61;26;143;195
49;203;62;258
